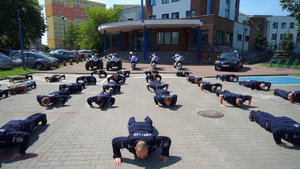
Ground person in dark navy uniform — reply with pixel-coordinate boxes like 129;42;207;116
249;110;300;148
187;75;202;84
76;76;97;85
146;74;162;83
274;89;300;104
216;90;252;107
176;71;190;77
59;83;85;94
117;69;130;77
199;81;222;92
146;81;169;92
154;89;177;107
103;82;121;94
91;69;107;78
239;80;271;90
0;89;9;99
144;70;159;76
0;113;47;160
107;74;126;85
87;91;115;108
44;74;65;82
112;116;171;165
216;74;239;82
37;89;70;106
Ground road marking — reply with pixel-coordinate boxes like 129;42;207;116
99;78;107;85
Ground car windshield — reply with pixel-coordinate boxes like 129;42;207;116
65;52;73;55
0;53;10;59
220;53;237;59
33;53;50;59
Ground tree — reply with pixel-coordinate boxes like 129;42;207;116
255;28;267;51
0;0;46;49
76;7;120;52
65;22;79;50
279;32;294;52
280;0;300;32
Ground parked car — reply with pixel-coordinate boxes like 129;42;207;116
106;53;122;70
0;52;14;70
79;50;92;58
85;54;103;70
50;51;77;62
11;52;59;70
50;50;56;55
214;52;243;71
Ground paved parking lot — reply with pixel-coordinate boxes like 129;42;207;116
0;73;300;169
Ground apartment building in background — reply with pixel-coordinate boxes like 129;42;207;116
45;0;106;49
113;4;141;9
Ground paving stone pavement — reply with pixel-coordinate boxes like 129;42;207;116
0;73;299;169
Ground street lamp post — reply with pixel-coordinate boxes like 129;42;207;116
17;8;25;70
62;16;67;49
242;27;248;55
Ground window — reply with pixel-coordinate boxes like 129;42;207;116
54;9;56;12
237;34;242;41
53;5;56;8
213;31;224;45
58;5;60;8
156;32;179;45
192;30;208;45
186;10;195;18
245;36;249;42
280;34;284;40
171;12;179;19
271;34;277;40
224;33;233;46
112;36;120;47
61;2;64;4
281;22;286;29
62;6;64;9
150;0;156;5
81;14;83;16
58;10;61;13
273;22;278;29
57;1;60;4
162;0;169;4
290;22;295;29
149;15;156;19
225;0;230;19
172;0;179;2
55;23;57;25
258;21;263;32
162;14;169;19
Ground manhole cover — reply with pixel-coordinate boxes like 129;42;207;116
197;110;224;118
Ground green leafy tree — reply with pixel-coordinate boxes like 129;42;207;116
0;0;46;49
279;32;294;52
255;28;267;51
280;0;300;32
76;7;120;52
65;22;79;50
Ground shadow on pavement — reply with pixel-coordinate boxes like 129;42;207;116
0;125;48;165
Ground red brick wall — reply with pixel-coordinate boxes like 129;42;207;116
145;0;153;19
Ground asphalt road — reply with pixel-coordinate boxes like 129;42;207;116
0;73;299;169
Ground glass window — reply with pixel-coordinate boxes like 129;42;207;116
58;5;60;8
225;0;230;19
157;32;164;45
112;36;120;47
201;30;208;44
237;34;242;41
149;15;156;19
213;31;224;45
245;36;249;42
162;0;169;4
54;9;56;12
258;21;263;32
271;34;277;40
290;22;295;29
281;22;286;29
164;32;171;44
172;0;179;2
58;10;61;13
172;12;179;19
280;34;284;40
172;32;179;44
62;6;64;9
162;14;169;19
53;5;56;8
273;22;278;29
224;33;233;46
57;1;60;4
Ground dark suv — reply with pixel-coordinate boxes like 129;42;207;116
214;52;243;71
50;51;77;62
85;55;103;70
106;53;122;70
11;52;59;70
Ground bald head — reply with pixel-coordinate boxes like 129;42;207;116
135;141;149;159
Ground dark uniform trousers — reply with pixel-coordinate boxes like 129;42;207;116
274;89;300;102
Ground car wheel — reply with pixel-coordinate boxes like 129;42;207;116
85;63;89;70
35;63;44;70
118;63;122;70
69;58;74;62
214;65;218;71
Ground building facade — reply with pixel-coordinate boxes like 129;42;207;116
233;22;250;54
113;4;141;9
45;0;106;49
118;6;144;21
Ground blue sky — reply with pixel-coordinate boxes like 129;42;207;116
39;0;290;45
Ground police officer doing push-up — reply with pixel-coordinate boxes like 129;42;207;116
274;89;300;104
154;89;177;107
198;81;222;92
216;90;252;107
146;81;169;92
0;88;9;99
91;69;107;78
187;75;202;84
216;74;239;82
249;110;300;148
117;69;131;77
9;74;33;82
103;82;121;94
0;113;47;160
59;82;85;94
107;74;126;85
112;116;171;165
76;76;97;85
87;90;115;108
37;90;70;106
176;71;190;77
146;73;162;83
44;74;65;82
144;70;159;76
239;80;271;90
